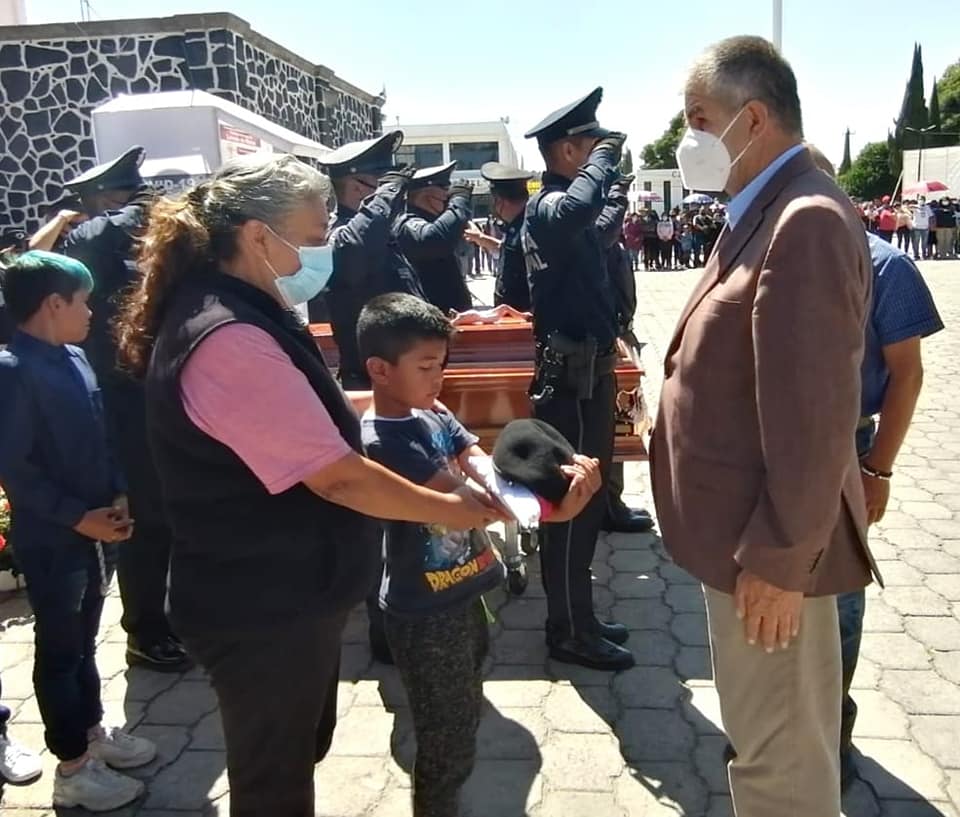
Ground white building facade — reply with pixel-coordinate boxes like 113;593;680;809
629;168;689;213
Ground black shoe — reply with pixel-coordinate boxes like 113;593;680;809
602;507;655;533
548;631;635;671
593;618;629;645
126;637;194;673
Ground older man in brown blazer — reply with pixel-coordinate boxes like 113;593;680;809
650;36;881;817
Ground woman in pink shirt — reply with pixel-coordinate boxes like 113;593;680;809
114;154;507;817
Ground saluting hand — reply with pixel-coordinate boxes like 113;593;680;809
734;570;803;652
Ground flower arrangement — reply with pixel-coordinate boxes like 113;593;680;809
0;484;17;575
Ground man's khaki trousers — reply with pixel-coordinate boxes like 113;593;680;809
704;586;842;817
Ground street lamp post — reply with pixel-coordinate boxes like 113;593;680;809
772;0;783;51
903;124;937;181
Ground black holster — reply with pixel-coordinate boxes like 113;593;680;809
530;332;616;404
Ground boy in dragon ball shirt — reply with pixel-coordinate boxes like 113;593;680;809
357;293;599;817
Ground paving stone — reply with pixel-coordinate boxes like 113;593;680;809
901;501;953;520
314;756;389;816
706;794;735;817
670;613;709;647
606;531;660;551
610;598;672;630
616;709;696;762
849;690;910;739
946;770;960;812
861;633;931;670
535;790;626;817
664;584;707;613
694;735;731;794
919;520;960;540
882;670;960;714
365;788;413;817
327;705;395;756
476;705;547;759
339;643;372;680
933;652;960;684
116;667;182;703
905;616;960;651
880;800;958;817
852;657;882;690
125;724;191;779
910;715;960;768
612;666;685;709
659;563;699;585
901;550;960;574
483;674;553;708
615;764;708;816
882;587;953;617
875;560;926;586
880;528;944;550
926;574;960;602
545;684;618;732
609;549;661;573
461;760;543;817
610;573;667;599
191;711;225;751
863;599;906;633
683;682;725;735
631;630;680;667
492;629;549;665
498;596;549;630
674;645;713;682
144;680;219;725
857;738;947;803
144;750;229;810
541;733;624;791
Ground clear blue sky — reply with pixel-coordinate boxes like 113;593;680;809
30;0;959;170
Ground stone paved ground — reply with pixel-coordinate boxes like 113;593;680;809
2;261;959;816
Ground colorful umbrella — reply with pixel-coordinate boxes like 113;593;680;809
683;192;714;204
635;190;663;202
903;180;949;196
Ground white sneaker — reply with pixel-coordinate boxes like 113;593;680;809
0;733;42;784
88;725;157;769
53;757;144;811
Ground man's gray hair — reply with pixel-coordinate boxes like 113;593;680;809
687;36;804;137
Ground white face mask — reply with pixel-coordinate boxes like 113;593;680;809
675;106;755;193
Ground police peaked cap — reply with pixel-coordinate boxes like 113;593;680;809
321;130;404;178
65;146;145;194
481;162;534;198
407;161;458;191
524;87;610;146
492;419;576;504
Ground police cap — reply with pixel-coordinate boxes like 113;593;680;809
481;162;534;199
524;87;610;147
64;146;145;195
492;418;576;504
321;130;404;179
407;161;457;191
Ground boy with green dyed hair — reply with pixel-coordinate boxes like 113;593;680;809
0;251;157;811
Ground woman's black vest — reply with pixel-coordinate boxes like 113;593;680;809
145;271;380;636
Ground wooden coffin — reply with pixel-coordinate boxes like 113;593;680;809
310;318;648;461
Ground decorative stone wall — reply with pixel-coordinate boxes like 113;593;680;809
0;13;384;232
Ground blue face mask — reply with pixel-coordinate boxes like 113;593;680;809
265;226;334;306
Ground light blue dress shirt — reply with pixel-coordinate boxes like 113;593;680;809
725;143;806;229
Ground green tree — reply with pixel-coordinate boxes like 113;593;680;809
930;79;942;129
839;142;897;200
640;112;685;169
839;128;852;175
621;147;634;175
937;60;960;143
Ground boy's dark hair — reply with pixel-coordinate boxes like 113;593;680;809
357;293;453;364
0;250;94;324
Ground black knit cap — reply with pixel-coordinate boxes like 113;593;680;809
492;419;575;503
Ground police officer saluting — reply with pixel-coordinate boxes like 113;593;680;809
62;146;191;672
522;88;634;670
395;162;474;313
465;162;534;311
308;131;424;389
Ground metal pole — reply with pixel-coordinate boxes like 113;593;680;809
772;0;783;51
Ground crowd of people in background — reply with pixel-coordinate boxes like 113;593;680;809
858;194;959;260
621;204;728;271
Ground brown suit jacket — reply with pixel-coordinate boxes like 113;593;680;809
650;148;882;596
